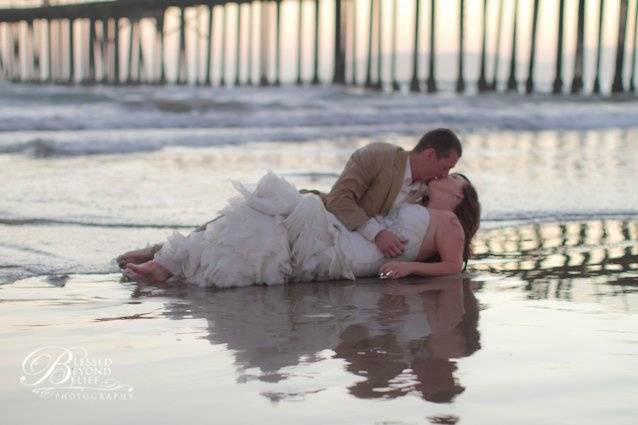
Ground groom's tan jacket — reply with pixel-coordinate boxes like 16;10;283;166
321;142;413;231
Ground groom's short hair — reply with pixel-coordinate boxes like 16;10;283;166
413;128;462;158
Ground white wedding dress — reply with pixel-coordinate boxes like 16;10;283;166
153;172;430;288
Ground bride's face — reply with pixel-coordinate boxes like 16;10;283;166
427;174;467;205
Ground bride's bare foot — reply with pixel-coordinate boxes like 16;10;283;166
124;260;172;283
116;244;162;269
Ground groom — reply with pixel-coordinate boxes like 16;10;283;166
116;128;462;267
319;127;461;258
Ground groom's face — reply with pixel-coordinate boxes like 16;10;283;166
422;149;460;182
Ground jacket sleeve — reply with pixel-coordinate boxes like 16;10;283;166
325;145;384;231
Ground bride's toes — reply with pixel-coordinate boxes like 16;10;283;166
125;262;147;274
116;247;157;269
123;261;171;284
117;253;141;269
116;254;128;268
123;262;150;280
122;267;143;281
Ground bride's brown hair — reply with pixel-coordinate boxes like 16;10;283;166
453;173;481;269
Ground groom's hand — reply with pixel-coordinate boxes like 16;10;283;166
375;230;407;258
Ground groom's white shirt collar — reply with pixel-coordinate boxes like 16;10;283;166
404;158;413;185
396;160;424;205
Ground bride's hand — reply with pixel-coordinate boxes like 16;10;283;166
379;261;415;279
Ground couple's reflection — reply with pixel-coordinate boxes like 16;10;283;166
134;275;480;403
335;277;480;402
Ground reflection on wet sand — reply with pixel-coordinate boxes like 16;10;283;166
130;275;480;403
472;219;638;309
334;277;480;403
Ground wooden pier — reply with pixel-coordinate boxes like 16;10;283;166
0;0;637;95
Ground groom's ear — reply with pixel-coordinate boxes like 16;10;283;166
422;148;437;162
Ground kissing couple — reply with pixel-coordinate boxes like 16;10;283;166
117;128;481;288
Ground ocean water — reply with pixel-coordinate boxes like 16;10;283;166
1;82;637;424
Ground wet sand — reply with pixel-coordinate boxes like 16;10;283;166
2;219;637;425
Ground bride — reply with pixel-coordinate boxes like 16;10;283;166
120;171;480;288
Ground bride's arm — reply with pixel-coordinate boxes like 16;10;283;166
379;214;465;278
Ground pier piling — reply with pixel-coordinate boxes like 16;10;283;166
525;0;539;94
571;0;585;94
477;0;488;92
553;0;565;94
426;0;437;93
629;0;637;93
593;0;605;94
612;0;629;94
312;0;320;85
456;0;465;93
506;0;519;92
409;0;421;93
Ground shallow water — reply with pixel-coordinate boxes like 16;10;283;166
1;83;637;423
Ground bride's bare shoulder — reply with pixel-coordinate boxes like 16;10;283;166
428;209;465;240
